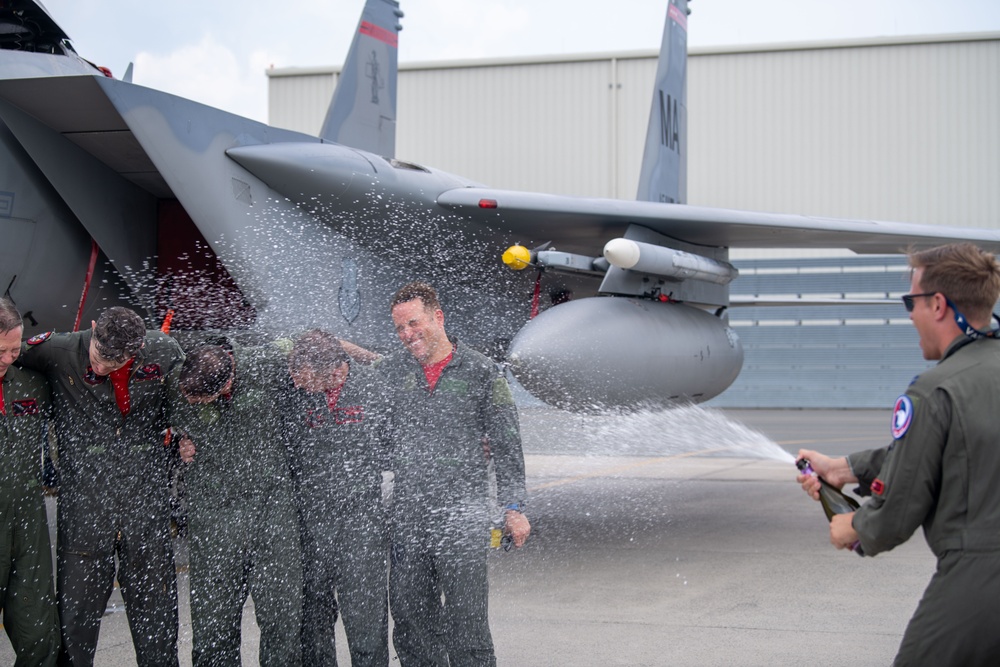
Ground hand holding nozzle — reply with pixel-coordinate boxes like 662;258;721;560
795;449;856;499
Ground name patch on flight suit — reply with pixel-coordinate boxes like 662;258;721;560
305;406;365;427
305;409;325;428
134;364;163;381
436;378;468;397
334;406;364;425
10;398;40;416
83;368;108;386
891;395;913;440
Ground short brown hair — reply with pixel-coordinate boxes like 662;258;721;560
179;345;233;397
0;297;22;335
288;329;349;374
910;243;1000;322
94;307;145;362
390;281;440;312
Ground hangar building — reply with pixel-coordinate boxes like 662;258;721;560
266;33;1000;408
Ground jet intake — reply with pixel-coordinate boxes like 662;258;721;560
603;239;738;285
507;296;743;411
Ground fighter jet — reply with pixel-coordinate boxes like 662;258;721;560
0;0;121;333
0;0;997;411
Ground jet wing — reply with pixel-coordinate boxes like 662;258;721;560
436;187;1000;255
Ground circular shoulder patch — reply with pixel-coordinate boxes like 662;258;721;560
26;331;53;345
891;395;914;440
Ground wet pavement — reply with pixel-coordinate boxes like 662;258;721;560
1;408;932;666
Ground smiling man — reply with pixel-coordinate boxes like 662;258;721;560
796;243;1000;666
0;297;59;665
384;281;529;667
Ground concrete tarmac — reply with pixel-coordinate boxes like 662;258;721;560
1;408;934;666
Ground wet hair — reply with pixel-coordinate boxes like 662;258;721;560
910;243;1000;322
288;329;349;374
179;345;233;397
0;297;22;335
390;281;441;313
93;307;146;362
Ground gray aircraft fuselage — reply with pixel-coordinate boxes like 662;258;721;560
2;0;999;411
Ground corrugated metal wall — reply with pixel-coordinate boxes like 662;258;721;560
267;34;1000;407
269;53;656;199
268;34;1000;232
400;59;619;196
688;37;1000;233
268;66;337;135
710;255;929;409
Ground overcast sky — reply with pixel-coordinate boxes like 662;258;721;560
43;0;1000;123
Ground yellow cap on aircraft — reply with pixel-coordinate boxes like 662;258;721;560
502;245;532;270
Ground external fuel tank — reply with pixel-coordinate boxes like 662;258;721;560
507;296;743;411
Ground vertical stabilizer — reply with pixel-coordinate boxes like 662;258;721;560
636;0;688;204
320;0;403;157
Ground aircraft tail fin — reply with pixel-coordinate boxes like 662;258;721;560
635;0;688;204
320;0;403;156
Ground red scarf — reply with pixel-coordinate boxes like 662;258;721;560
324;382;345;411
422;350;453;392
109;358;135;416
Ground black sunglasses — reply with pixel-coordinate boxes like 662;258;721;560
901;292;938;312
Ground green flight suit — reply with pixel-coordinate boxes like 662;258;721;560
848;335;1000;667
19;329;183;667
0;365;59;666
172;343;302;667
287;362;389;667
381;339;526;667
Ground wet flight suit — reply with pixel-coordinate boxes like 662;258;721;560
848;335;1000;667
383;339;526;667
19;329;183;667
287;361;389;667
172;342;302;667
0;365;60;665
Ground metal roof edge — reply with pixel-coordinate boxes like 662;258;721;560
266;31;1000;78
